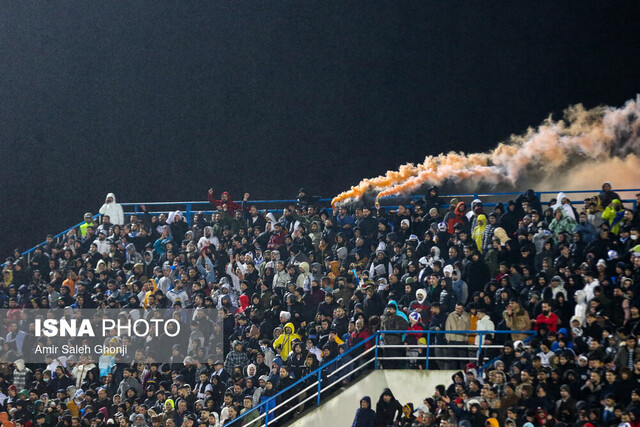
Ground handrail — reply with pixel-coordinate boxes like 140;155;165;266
227;331;379;427
479;330;539;375
5;187;639;270
1;214;101;268
223;329;536;427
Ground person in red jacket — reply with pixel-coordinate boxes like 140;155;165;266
444;202;469;234
534;301;559;333
207;188;246;215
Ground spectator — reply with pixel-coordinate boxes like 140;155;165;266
352;395;376;427
374;388;402;427
99;193;124;226
3;184;640;427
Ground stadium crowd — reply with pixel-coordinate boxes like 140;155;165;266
0;184;639;426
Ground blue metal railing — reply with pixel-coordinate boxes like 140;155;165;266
226;329;536;427
4;188;638;268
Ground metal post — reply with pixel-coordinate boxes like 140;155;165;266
186;203;192;226
425;332;430;370
374;334;380;370
316;370;322;406
134;204;138;215
477;332;483;365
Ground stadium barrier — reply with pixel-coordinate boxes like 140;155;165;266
226;329;536;427
7;187;637;268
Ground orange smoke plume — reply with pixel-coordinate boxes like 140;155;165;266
331;96;640;207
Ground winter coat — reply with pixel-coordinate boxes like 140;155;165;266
352;396;376;427
272;322;301;358
602;199;625;235
445;311;471;342
99;192;125;225
503;307;531;341
374;389;402;427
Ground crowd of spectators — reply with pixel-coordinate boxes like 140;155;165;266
0;184;639;426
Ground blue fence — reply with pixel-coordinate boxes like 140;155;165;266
4;188;639;268
227;329;536;427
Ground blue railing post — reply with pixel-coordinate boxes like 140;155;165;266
265;404;269;427
374;333;380;370
186;203;192;226
316;370;322;406
425;332;430;370
477;332;483;363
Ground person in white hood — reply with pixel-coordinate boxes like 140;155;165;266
99;193;124;225
551;192;576;221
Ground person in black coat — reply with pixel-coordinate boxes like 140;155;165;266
352;395;377;427
375;388;402;427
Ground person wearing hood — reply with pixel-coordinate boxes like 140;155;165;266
602;198;625;235
396;403;416;426
197;226;220;251
516;189;543;216
549;207;577;242
471;214;487;253
410;288;431;318
599;182;621;208
99;192;124;226
352;396;376;427
444;201;469;235
450;269;468;306
573;289;587;326
296;261;312;291
67;388;85;417
12;359;32;391
374;388;402;427
552;192;578;221
424;186;443;212
207;188;244;215
272;322;301;358
224;341;250;375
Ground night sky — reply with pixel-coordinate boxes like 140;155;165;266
1;2;639;256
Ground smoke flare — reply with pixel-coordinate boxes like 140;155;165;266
331;96;640;207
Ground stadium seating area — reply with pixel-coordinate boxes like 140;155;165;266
1;184;640;426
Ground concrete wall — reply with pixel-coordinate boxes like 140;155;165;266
289;369;457;426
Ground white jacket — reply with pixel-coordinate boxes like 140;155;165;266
99;192;124;225
475;315;495;346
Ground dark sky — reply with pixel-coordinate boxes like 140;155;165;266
1;2;639;256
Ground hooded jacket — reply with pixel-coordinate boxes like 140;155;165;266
552;192;577;220
472;214;488;254
352;396;376;427
296;262;312;291
272;322;301;358
375;389;402;427
445;202;470;234
549;207;577;241
99;193;124;225
602;199;625;235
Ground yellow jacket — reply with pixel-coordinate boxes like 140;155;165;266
273;322;301;358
